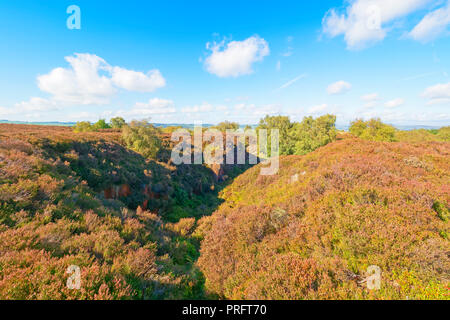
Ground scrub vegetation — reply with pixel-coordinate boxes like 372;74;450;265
0;116;448;300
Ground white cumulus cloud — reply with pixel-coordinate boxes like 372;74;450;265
38;53;116;105
0;106;16;116
327;80;352;95
385;98;405;108
308;104;328;114
234;103;255;111
24;53;166;108
182;103;214;113
361;93;380;108
422;82;450;104
111;67;165;92
409;1;450;42
123;98;176;117
361;93;380;101
15;97;60;112
204;36;269;77
322;0;431;49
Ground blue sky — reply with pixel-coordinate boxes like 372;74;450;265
0;0;449;126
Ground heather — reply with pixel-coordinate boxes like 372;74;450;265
0;124;241;299
0;121;449;300
197;137;450;299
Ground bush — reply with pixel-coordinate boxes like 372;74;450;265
257;115;295;155
110;117;126;129
121;120;163;159
73;121;93;133
213;121;240;132
292;114;337;155
436;126;450;141
349;118;397;142
256;114;337;156
73;119;110;132
92;119;111;130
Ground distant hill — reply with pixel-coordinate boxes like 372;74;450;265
0;120;77;126
0;119;445;131
0;120;216;129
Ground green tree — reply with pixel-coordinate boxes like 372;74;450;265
350;118;397;142
122;120;162;159
436;126;450;141
110;117;126;129
257;115;295;155
73;121;93;133
293;114;337;155
213;121;240;132
348;119;367;137
93;119;111;130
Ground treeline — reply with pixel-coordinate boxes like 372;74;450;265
255;114;337;155
73;116;450;162
350;118;450;142
73;117;127;132
73;115;338;159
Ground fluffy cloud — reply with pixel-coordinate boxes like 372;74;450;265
0;97;61;117
308;104;328;114
327;81;352;95
38;54;117;105
182;103;214;113
422;82;450;104
252;104;281;116
361;93;380;101
67;111;99;121
234;103;255;111
358;109;450;123
0;106;15;117
322;0;431;49
121;98;176;117
204;36;269;77
15;97;61;112
233;102;281;117
111;67;165;92
409;1;450;42
361;93;380;108
385;98;405;108
29;53;166;107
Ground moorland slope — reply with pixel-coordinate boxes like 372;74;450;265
0;124;448;300
197;137;449;299
0;124;248;299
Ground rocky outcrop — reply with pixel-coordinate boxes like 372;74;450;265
209;163;225;182
104;182;170;210
104;184;131;199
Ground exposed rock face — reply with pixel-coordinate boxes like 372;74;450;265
105;182;170;210
104;184;131;199
210;163;225;182
207;140;259;182
103;139;257;215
